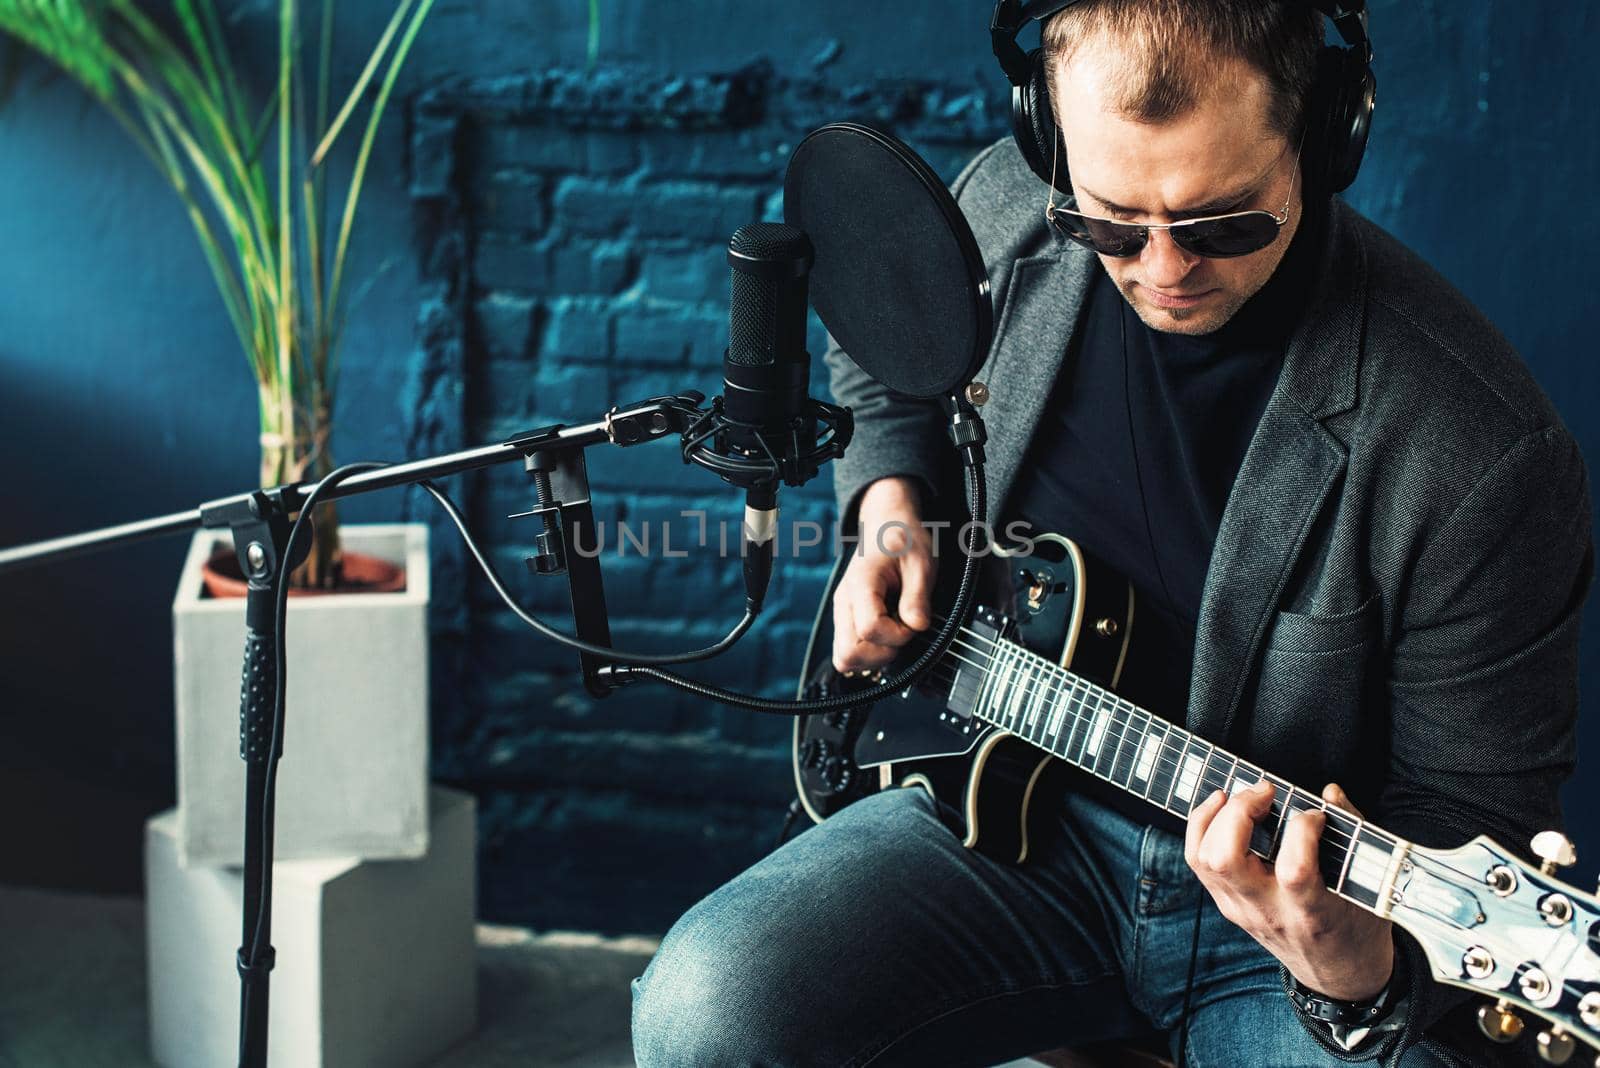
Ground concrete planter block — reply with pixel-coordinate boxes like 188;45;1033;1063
146;786;478;1068
173;523;431;866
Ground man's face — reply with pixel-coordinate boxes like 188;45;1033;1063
1051;46;1303;336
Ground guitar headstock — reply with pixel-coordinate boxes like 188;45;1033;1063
1399;831;1600;1063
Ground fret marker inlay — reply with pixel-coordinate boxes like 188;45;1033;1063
1134;732;1159;781
1086;705;1109;757
1175;753;1205;802
1347;840;1390;895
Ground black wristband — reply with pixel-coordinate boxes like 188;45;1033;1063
1287;975;1394;1027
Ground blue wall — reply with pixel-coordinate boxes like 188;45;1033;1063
1;1;1596;933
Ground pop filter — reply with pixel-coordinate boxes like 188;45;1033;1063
783;123;992;400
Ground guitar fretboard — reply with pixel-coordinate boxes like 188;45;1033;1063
946;623;1404;913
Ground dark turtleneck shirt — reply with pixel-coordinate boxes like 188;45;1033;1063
1001;200;1327;831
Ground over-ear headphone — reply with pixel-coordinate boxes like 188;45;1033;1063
989;0;1376;195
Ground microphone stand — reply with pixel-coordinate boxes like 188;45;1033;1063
0;391;710;1068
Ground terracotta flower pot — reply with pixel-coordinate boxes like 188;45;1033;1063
200;547;406;598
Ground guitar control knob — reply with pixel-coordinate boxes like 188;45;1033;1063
823;708;852;731
1479;1000;1525;1043
1538;1026;1577;1065
800;738;833;770
1533;831;1578;874
819;754;855;795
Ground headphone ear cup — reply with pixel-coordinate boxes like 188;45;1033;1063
1308;45;1375;194
1010;47;1073;193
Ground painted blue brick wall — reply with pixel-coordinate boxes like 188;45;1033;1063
1;2;1597;934
398;61;1022;930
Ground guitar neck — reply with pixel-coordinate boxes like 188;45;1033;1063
952;626;1408;915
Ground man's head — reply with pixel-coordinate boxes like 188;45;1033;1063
1042;0;1324;335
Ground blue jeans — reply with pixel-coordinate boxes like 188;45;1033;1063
632;785;1461;1066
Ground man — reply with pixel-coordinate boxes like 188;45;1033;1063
632;2;1593;1065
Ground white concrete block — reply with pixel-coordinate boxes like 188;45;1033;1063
146;786;478;1068
173;523;431;866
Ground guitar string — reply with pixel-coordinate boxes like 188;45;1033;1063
871;620;1517;896
846;655;1384;867
824;584;1576;944
925;663;1387;868
832;601;1532;902
914;649;1363;842
907;625;1366;830
835;618;1392;864
918;616;1368;819
853;647;1521;904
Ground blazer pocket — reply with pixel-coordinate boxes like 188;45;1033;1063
1251;593;1382;789
1263;592;1381;657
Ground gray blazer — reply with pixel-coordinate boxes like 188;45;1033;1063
825;138;1594;1064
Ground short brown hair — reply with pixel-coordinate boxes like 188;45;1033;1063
1041;0;1324;139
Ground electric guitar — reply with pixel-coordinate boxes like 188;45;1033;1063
793;530;1600;1064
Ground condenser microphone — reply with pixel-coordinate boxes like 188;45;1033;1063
723;223;816;454
723;223;816;612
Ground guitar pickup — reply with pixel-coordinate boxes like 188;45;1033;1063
944;616;1004;723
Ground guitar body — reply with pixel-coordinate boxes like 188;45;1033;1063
794;532;1136;863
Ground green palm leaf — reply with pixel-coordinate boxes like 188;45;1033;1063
0;0;603;582
0;0;118;100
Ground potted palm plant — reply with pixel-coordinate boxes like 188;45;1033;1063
0;0;441;864
2;0;434;588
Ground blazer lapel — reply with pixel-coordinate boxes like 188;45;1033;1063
1186;200;1368;743
974;246;1097;529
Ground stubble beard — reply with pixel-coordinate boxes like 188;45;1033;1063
1118;279;1251;337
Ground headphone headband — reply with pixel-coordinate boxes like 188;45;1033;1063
1318;1;1372;61
991;0;1376;195
992;0;1370;88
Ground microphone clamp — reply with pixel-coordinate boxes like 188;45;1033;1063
679;394;853;492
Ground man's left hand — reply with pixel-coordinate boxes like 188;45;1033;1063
1185;780;1394;1001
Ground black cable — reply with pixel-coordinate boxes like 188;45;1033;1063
604;455;988;716
774;799;805;850
416;477;756;666
245;457;774;967
1175;895;1204;1068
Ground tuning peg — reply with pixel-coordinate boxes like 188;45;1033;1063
1538;1026;1577;1064
1533;831;1578;874
1479;999;1526;1043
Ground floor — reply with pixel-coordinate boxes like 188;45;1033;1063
0;884;1046;1067
0;884;653;1068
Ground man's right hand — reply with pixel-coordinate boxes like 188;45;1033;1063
832;477;937;673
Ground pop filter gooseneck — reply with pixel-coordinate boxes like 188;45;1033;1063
604;123;995;715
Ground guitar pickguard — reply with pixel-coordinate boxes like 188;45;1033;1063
793;532;1133;854
851;565;1076;767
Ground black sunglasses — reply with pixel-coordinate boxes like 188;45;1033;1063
1045;140;1302;259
